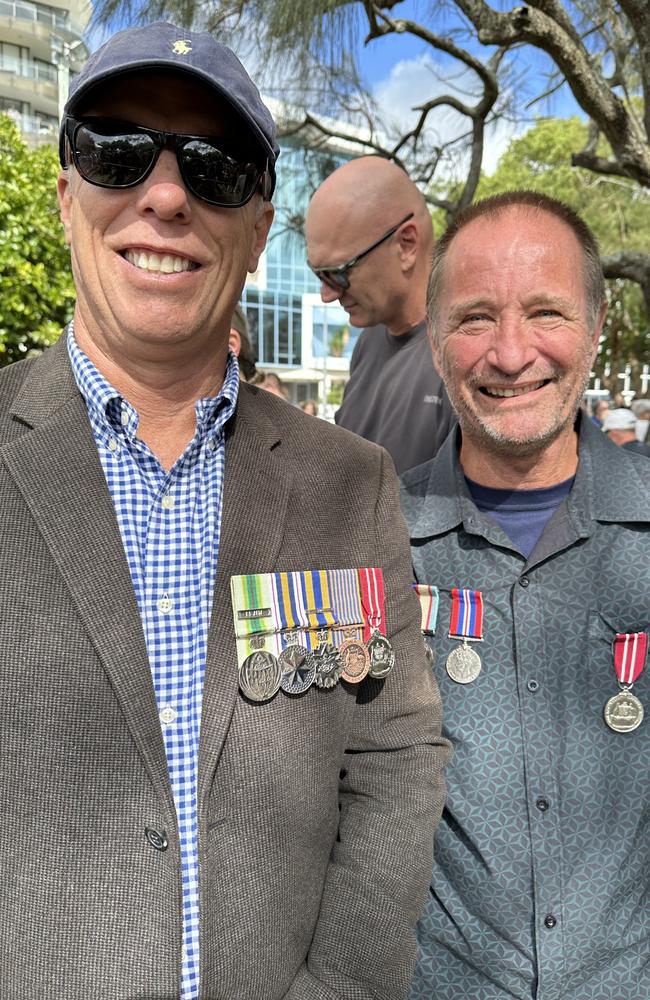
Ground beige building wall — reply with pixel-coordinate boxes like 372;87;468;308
0;0;90;143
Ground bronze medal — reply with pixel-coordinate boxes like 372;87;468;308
340;638;371;684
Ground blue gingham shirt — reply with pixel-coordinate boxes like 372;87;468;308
68;325;239;999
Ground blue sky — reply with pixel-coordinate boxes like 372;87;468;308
84;0;584;174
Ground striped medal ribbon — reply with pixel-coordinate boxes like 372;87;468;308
359;567;395;679
413;583;439;667
604;632;648;733
446;587;483;684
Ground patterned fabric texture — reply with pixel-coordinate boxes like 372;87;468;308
401;416;650;1000
68;326;239;999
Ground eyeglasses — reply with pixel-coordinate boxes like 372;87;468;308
62;116;271;208
308;212;415;291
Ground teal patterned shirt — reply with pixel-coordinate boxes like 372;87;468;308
401;416;650;1000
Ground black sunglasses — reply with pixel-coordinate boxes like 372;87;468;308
63;116;271;208
308;212;415;291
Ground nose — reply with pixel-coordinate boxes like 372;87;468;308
134;148;192;222
320;280;343;304
486;314;537;374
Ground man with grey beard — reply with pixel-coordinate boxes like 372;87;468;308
401;191;650;1000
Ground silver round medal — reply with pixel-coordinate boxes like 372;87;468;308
239;650;282;702
367;632;395;678
446;643;481;684
279;643;315;695
310;643;344;689
604;690;644;733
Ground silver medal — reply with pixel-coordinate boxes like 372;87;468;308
367;632;395;678
446;643;481;684
604;690;644;733
239;650;282;702
309;642;344;689
279;643;315;695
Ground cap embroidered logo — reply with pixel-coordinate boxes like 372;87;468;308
172;39;192;55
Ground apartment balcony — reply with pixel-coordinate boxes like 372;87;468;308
0;0;88;61
0;54;58;109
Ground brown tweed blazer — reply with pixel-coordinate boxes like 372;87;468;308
0;335;448;1000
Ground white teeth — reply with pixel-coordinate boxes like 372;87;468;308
124;249;195;273
484;381;545;398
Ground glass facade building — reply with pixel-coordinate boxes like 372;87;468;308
241;131;361;412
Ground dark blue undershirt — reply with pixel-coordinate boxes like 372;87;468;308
465;475;575;558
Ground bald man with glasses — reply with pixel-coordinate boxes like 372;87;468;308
305;157;455;474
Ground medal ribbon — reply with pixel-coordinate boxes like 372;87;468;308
613;632;648;686
359;567;386;640
413;583;439;635
449;587;483;641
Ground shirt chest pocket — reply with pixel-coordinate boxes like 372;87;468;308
587;611;650;705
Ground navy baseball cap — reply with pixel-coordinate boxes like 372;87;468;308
59;21;279;195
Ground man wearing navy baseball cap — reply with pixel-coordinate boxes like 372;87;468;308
0;21;448;1000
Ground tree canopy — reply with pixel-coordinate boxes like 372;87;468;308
0;116;75;366
90;0;650;339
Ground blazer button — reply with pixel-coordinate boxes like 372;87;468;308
145;827;168;851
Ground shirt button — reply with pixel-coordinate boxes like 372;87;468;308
145;827;168;852
161;494;175;510
157;594;173;614
107;437;118;453
160;706;177;725
206;438;217;453
527;679;539;692
544;914;557;929
519;576;530;588
120;409;129;427
536;797;550;812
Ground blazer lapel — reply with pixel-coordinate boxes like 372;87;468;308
198;388;293;804
4;340;175;818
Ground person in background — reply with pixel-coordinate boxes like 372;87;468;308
305;156;455;474
299;399;318;416
590;398;610;427
603;407;650;456
229;303;257;381
401;190;650;1000
631;398;650;443
257;370;289;399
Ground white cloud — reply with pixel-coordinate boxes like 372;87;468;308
373;53;521;177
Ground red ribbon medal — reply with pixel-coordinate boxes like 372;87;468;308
604;632;648;733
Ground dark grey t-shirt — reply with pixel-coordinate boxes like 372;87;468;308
335;321;455;474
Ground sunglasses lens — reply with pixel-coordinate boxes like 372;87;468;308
317;270;348;292
181;140;261;206
74;124;155;187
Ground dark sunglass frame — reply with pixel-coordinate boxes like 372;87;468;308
63;116;271;208
308;211;415;290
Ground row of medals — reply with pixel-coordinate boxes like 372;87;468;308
239;628;396;703
425;635;644;733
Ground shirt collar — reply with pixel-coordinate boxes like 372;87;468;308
401;411;649;542
67;322;240;440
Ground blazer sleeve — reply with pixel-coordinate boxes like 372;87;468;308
283;448;450;1000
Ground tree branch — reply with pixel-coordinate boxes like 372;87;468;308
455;0;650;187
602;250;650;319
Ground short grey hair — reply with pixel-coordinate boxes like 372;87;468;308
427;190;606;339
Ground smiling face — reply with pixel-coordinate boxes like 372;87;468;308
57;72;273;370
432;206;604;464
